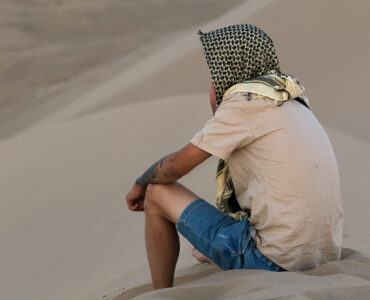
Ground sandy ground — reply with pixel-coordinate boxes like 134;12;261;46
0;0;243;138
1;0;370;299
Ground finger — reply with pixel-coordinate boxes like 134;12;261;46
127;200;139;211
132;202;141;211
127;204;136;211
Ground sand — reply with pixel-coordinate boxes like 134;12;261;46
0;0;369;299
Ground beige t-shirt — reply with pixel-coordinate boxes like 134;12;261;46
190;93;344;272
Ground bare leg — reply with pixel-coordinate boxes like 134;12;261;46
192;248;213;264
144;182;199;290
145;203;179;289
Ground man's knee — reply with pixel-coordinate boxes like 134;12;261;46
146;183;165;200
144;183;166;212
144;182;198;223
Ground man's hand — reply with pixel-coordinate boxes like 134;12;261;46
126;184;146;212
125;143;211;212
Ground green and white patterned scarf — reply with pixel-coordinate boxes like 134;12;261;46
198;24;307;221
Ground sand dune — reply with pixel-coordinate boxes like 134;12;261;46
1;0;370;299
122;248;370;300
0;0;243;138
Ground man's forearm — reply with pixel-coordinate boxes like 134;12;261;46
135;154;180;188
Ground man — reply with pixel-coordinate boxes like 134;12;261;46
125;24;344;290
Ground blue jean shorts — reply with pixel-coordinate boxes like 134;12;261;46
177;199;286;272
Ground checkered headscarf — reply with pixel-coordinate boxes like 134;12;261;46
198;24;293;221
198;24;281;106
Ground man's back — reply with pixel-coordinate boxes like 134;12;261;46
191;93;344;271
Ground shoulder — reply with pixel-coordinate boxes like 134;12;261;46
220;92;273;106
217;93;249;111
217;92;270;116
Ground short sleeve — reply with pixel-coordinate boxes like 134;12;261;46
190;96;254;160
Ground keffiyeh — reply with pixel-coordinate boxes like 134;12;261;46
198;24;308;220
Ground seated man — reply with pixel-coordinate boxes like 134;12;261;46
125;24;344;290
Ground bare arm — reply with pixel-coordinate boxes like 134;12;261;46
135;143;210;187
126;143;211;211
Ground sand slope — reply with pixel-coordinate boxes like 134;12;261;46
126;248;370;300
1;0;370;299
0;0;244;138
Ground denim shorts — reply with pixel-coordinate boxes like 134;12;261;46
177;199;286;272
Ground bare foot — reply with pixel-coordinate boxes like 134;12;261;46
192;248;213;264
